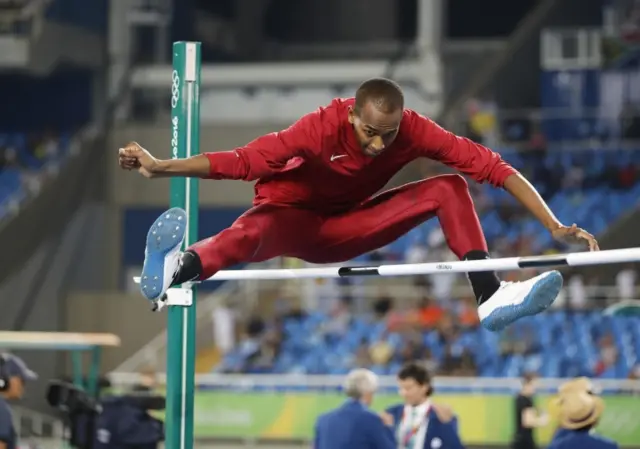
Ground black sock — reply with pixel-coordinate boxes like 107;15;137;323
171;250;203;286
463;250;501;305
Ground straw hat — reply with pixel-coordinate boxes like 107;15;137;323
559;377;595;395
553;377;596;406
559;391;605;430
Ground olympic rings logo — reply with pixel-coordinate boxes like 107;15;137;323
171;70;180;108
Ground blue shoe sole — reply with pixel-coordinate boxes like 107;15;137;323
140;207;187;301
482;271;563;332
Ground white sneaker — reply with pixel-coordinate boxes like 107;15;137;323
478;270;563;332
139;207;186;301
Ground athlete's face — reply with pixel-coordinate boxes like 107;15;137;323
349;102;402;157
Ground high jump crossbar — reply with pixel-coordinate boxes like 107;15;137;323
133;247;640;284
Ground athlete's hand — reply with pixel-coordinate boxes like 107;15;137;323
551;224;600;251
118;142;160;178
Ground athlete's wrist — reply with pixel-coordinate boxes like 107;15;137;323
545;221;563;232
154;159;171;174
153;156;211;178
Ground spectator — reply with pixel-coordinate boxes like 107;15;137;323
0;147;20;170
416;296;444;330
567;275;587;310
616;264;636;300
369;337;392;367
456;296;480;329
246;327;282;373
397;335;430;366
321;297;352;342
372;296;393;321
594;334;618;377
440;341;476;376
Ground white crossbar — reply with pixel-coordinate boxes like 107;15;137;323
132;247;640;283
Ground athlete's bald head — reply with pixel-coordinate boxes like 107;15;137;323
354;78;405;114
349;78;405;158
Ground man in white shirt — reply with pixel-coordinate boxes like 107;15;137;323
380;362;464;449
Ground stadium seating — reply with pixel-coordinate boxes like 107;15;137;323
217;310;639;380
0;131;72;220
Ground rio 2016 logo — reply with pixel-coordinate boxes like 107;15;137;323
171;70;180;159
171;70;180;108
171;116;179;159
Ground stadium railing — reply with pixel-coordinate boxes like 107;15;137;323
108;372;640;394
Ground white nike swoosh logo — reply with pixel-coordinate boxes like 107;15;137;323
330;154;348;161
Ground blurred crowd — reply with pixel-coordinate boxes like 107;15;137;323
0;131;62;171
216;291;480;377
0;129;67;216
214;258;639;378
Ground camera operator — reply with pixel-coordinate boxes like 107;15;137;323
0;353;38;449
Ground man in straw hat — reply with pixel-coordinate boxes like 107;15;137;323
550;376;596;444
548;390;617;449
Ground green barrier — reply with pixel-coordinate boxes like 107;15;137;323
157;391;640;446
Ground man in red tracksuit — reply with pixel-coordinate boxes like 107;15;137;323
118;78;599;331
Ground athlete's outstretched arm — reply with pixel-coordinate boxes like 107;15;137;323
118;111;322;180
409;111;599;251
502;173;599;250
118;141;211;178
204;111;321;180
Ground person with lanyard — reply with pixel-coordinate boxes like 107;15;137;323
380;362;464;449
512;372;548;449
0;353;38;449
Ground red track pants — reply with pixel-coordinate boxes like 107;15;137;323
189;174;488;279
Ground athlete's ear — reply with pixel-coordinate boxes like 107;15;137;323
347;106;356;124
